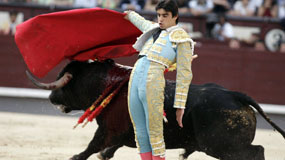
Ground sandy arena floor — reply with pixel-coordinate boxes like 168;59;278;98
0;112;284;160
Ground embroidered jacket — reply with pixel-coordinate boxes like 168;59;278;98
127;11;194;109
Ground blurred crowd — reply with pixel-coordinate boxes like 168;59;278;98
0;0;283;19
0;0;285;52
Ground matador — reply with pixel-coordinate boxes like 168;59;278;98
125;0;195;159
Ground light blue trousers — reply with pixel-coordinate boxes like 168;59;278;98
128;57;166;156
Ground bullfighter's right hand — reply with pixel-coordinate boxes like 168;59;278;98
124;10;131;20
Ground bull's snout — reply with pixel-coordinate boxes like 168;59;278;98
49;92;72;113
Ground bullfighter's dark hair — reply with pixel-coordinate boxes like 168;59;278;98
155;0;179;24
9;10;18;17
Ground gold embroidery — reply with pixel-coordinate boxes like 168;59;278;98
140;49;147;55
175;94;187;99
146;38;153;45
174;101;186;108
146;61;166;156
171;42;177;48
150;45;162;53
151;141;164;149
176;88;189;93
156;38;167;45
152;148;165;156
141;39;153;55
160;32;168;37
147;53;173;67
169;29;191;43
174;42;193;109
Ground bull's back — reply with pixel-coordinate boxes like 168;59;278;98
185;84;257;154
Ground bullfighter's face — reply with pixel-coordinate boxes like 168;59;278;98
156;9;177;30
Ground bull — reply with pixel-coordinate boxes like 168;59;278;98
27;59;285;160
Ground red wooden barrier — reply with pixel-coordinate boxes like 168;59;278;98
0;3;284;105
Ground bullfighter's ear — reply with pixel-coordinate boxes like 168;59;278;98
104;59;115;64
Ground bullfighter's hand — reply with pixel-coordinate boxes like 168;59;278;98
124;10;131;20
191;54;198;62
176;108;184;128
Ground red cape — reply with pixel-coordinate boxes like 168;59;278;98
15;8;141;78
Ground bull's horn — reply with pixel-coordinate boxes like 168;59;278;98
26;71;73;90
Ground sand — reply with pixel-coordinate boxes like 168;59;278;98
0;112;284;160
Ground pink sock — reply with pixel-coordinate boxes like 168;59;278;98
139;152;152;160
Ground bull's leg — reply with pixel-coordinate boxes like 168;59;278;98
97;144;123;160
220;145;265;160
179;147;195;160
70;127;105;160
182;148;195;160
97;130;135;160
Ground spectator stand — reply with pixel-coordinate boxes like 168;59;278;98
0;2;285;105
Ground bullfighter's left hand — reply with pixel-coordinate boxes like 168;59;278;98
176;108;184;128
192;54;198;62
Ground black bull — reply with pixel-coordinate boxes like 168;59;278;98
27;60;285;160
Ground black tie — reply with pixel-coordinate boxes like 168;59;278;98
153;29;162;43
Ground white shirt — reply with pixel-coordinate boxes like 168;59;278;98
233;1;255;16
278;0;285;18
189;0;214;12
212;22;234;41
73;0;97;8
249;0;263;9
121;0;142;11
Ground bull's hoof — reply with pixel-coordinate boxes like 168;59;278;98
97;152;110;160
69;155;85;160
179;154;186;160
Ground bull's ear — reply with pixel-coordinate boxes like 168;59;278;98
104;59;115;65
